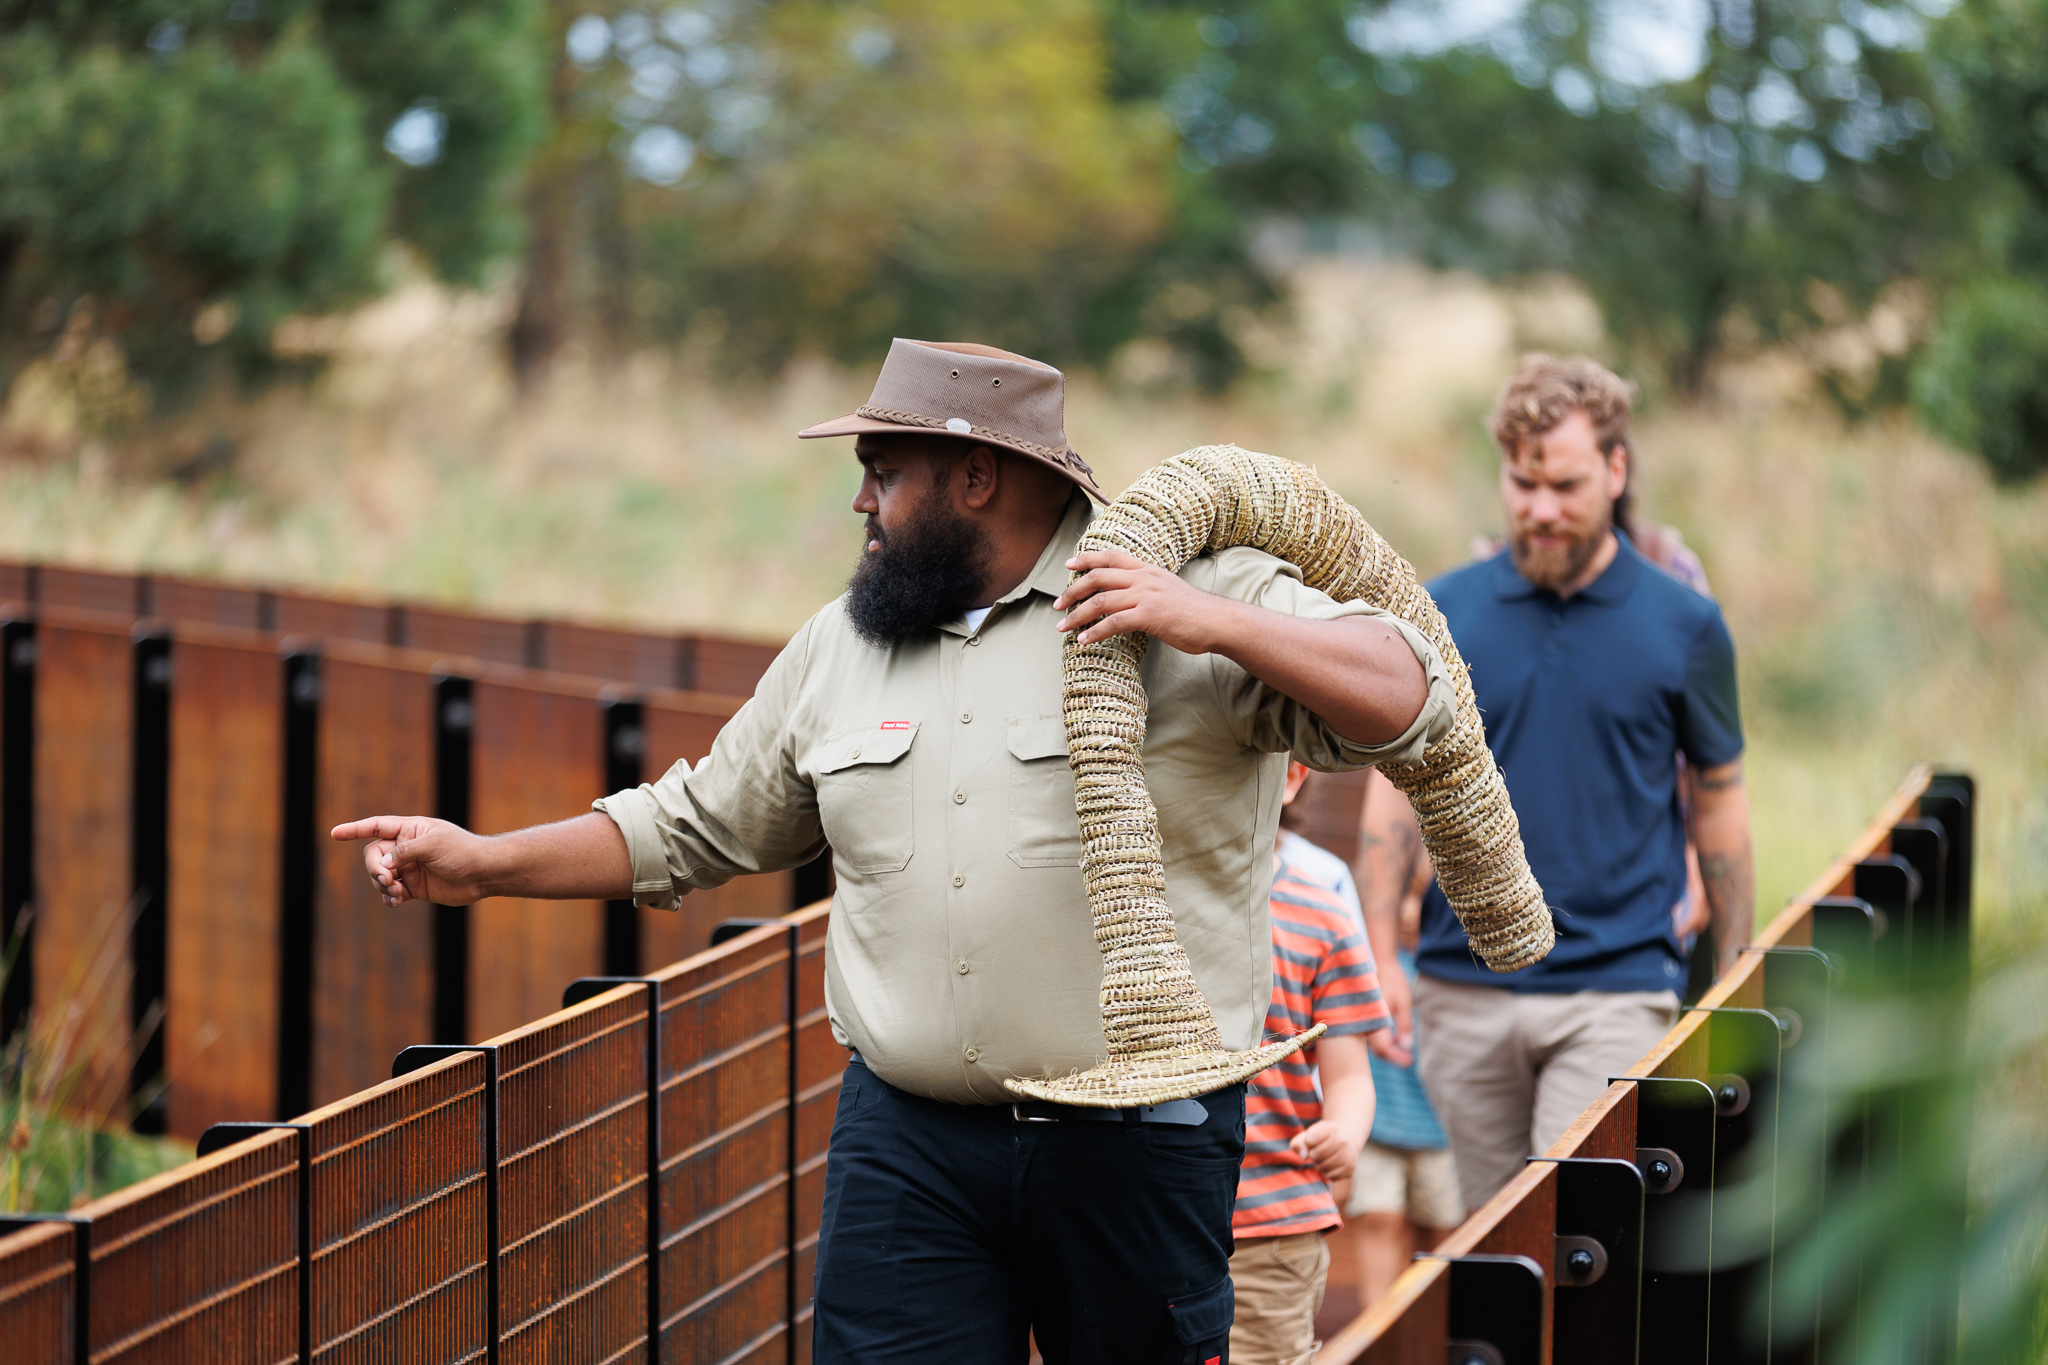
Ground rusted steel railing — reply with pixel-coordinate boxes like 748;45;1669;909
1317;764;1973;1364
0;562;798;1137
0;558;1973;1363
0;903;837;1362
0;768;1968;1362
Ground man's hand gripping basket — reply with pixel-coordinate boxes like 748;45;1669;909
1004;446;1555;1108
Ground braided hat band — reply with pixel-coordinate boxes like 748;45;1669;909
1004;446;1554;1109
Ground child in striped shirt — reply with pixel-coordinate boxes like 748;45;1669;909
1228;762;1389;1365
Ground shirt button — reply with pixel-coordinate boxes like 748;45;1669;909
967;636;981;646
964;1046;980;1062
960;710;972;724
957;959;970;974
953;790;967;804
952;874;965;887
850;747;861;760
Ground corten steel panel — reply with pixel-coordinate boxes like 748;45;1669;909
469;681;607;1041
305;1051;489;1363
80;1124;300;1363
0;1221;76;1362
166;635;283;1139
1544;1082;1639;1164
33;615;137;1120
1316;1261;1452;1365
38;567;144;618
651;931;794;1361
271;593;393;647
1435;1159;1558;1353
311;652;437;1105
690;636;781;701
0;561;30;602
488;986;650;1364
1287;767;1369;867
398;607;532;669
147;578;265;632
537;621;686;691
640;697;795;968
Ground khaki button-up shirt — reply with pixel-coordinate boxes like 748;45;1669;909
596;493;1454;1103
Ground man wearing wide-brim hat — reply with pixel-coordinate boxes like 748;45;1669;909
336;338;1455;1362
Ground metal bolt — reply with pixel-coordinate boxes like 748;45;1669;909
1568;1248;1596;1276
1719;1083;1741;1106
1649;1159;1673;1183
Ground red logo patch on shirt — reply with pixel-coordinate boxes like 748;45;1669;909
879;721;911;730
1205;1357;1221;1365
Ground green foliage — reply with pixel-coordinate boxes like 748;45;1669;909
587;0;1169;372
0;28;385;387
1107;0;1961;392
322;0;551;285
1912;277;2048;484
1760;942;2048;1364
0;0;547;404
1913;0;2048;482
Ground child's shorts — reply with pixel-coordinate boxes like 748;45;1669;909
1344;1141;1465;1230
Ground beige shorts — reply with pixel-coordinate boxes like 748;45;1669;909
1344;1141;1465;1230
1227;1230;1329;1365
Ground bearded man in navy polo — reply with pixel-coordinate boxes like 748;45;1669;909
1370;354;1754;1214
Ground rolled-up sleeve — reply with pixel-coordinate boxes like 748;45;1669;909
592;617;828;910
1198;548;1456;770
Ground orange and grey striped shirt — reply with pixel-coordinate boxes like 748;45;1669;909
1231;848;1390;1239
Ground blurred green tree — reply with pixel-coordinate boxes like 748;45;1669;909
1913;0;2048;483
553;0;1170;375
0;0;546;409
1107;0;1963;396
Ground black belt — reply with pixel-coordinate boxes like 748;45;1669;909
1010;1098;1209;1126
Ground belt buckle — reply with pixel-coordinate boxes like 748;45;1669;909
1011;1103;1058;1123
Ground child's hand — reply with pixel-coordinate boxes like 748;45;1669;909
1289;1120;1361;1184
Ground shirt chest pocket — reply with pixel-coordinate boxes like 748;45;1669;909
815;722;918;875
1007;714;1082;869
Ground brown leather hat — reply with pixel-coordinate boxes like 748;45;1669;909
798;338;1105;502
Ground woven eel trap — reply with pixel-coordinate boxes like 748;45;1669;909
1004;445;1554;1108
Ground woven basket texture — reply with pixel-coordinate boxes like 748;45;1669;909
1004;446;1553;1108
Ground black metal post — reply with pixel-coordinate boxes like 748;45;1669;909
601;701;645;978
1;618;35;1046
431;677;474;1045
128;631;171;1134
276;651;320;1120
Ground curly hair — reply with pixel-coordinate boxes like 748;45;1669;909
1489;353;1637;530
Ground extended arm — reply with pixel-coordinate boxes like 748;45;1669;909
1055;549;1427;745
1687;759;1754;978
1291;1033;1375;1184
1356;768;1422;1064
332;812;633;906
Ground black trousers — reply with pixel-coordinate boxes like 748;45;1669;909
812;1058;1246;1364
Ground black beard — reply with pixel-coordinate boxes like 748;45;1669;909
843;490;991;648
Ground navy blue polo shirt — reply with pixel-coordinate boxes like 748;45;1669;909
1416;536;1743;994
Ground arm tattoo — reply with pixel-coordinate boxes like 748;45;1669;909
1699;848;1754;933
1693;762;1745;792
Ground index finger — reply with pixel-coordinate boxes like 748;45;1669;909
331;816;410;843
1063;548;1146;574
